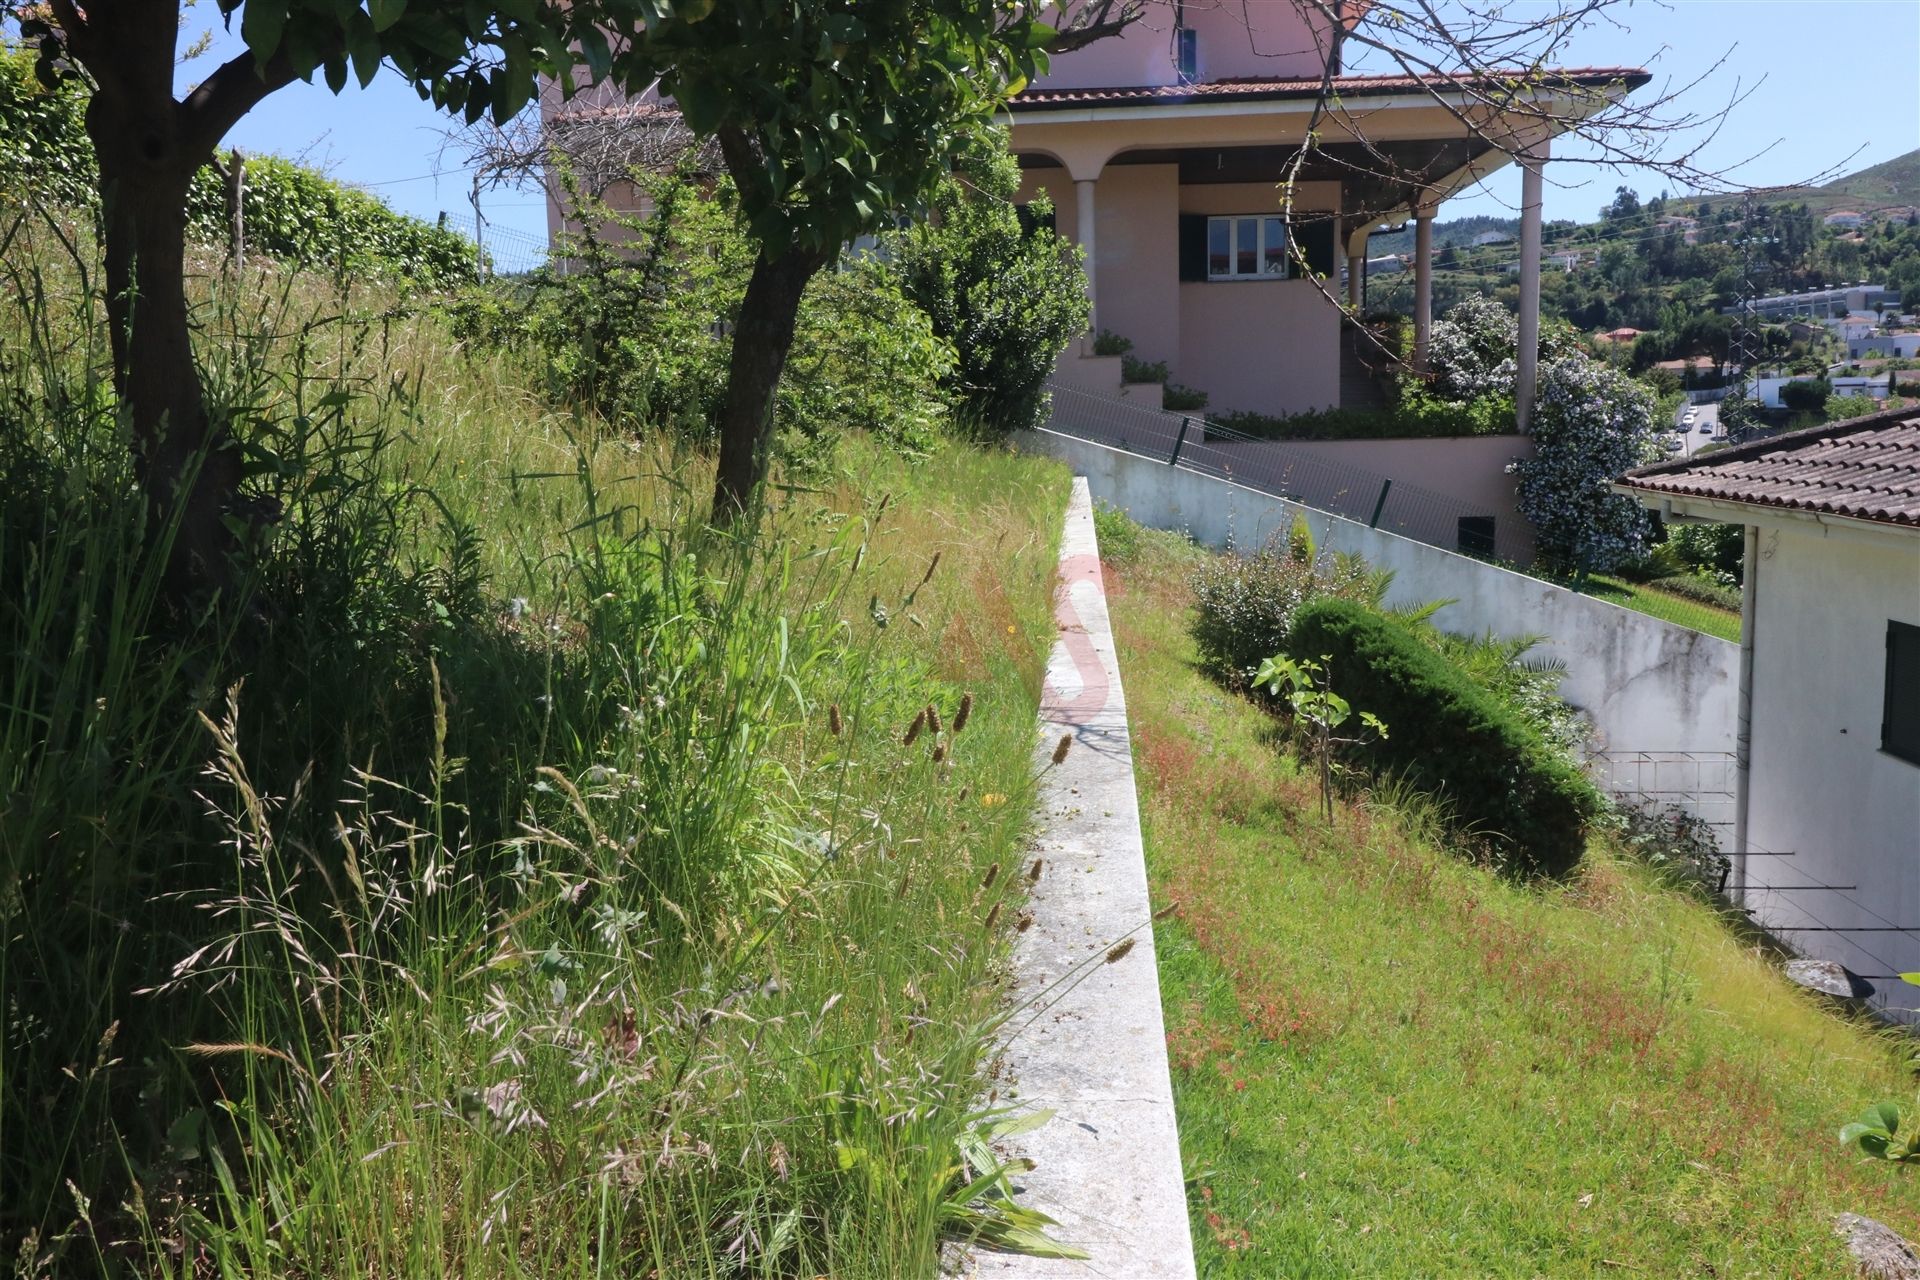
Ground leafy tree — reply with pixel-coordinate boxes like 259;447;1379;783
889;137;1089;435
19;0;585;589
591;3;1051;519
1780;378;1830;414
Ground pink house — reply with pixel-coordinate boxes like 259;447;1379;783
1006;4;1648;420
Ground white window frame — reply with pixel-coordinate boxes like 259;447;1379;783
1206;214;1289;281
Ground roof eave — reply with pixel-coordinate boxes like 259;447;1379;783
1007;69;1652;116
1609;485;1920;542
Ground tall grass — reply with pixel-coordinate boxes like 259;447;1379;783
0;209;1071;1275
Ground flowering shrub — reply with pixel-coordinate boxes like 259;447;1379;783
1511;356;1664;573
1427;295;1522;403
1426;295;1581;405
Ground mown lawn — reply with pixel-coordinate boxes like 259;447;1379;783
1108;529;1913;1278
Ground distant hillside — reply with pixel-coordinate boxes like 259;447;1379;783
1699;147;1920;217
1368;213;1519;258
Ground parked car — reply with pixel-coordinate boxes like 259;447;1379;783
1666;435;1685;452
1699;421;1713;433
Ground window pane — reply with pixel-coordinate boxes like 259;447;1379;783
1263;218;1287;274
1208;219;1230;276
1236;218;1258;275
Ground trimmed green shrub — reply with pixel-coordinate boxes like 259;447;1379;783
1212;387;1514;441
1;47;474;287
1647;572;1742;612
1287;598;1601;876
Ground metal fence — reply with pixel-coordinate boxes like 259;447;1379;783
1044;381;1744;640
439;210;549;278
1044;381;1519;561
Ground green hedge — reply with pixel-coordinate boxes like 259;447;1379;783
1213;388;1515;442
1;46;473;289
1287;598;1600;876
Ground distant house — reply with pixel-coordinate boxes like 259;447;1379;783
1002;7;1649;418
1826;312;1879;342
1367;254;1407;276
1849;333;1920;360
1823;210;1866;229
1750;373;1889;408
1615;407;1920;1021
1595;326;1644;344
1472;229;1515;247
1725;283;1897;321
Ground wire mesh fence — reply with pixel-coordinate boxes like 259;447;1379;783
1043;382;1529;562
1042;380;1744;641
438;210;550;278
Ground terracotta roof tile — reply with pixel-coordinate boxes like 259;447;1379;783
1619;407;1920;529
1010;66;1651;111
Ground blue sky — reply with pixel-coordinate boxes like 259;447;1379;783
180;0;1920;244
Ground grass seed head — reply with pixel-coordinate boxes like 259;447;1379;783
1016;911;1034;933
926;701;941;735
984;902;1001;931
828;703;843;736
981;862;1001;890
1051;733;1072;765
919;551;941;587
903;708;927;747
1153;900;1181;921
953;692;973;734
1104;938;1136;964
1028;858;1043;883
932;743;946;764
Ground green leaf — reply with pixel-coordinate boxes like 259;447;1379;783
239;0;289;63
1899;973;1920;988
1866;1101;1903;1135
575;27;612;81
322;52;349;94
344;11;382;87
367;0;407;34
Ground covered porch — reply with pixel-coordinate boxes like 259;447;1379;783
1005;70;1643;426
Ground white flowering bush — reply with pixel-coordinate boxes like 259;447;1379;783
1427;295;1520;403
1427;296;1584;405
1511;356;1665;573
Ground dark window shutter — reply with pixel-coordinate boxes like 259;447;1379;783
1294;218;1336;279
1884;620;1920;765
1179;213;1209;282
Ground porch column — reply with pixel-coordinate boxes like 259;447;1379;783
1515;140;1548;433
1347;254;1365;310
1075;178;1097;331
1412;210;1435;367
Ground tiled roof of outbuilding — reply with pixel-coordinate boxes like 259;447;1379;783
1618;406;1920;530
1009;66;1651;111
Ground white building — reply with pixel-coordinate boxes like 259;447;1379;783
1849;333;1920;360
1826;312;1879;343
1616;408;1920;1020
1823;210;1866;229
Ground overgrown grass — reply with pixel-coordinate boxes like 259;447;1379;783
1581;572;1742;642
1105;531;1915;1277
1;213;1073;1275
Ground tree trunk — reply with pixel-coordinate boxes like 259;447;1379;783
91;79;243;593
710;246;829;523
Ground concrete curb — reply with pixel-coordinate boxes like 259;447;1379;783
969;477;1197;1280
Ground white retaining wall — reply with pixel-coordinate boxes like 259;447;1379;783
1018;429;1739;757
